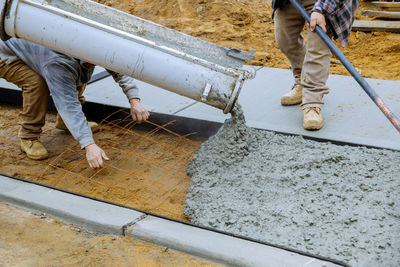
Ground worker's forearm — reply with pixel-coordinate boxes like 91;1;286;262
56;108;94;149
80;136;95;149
108;70;139;99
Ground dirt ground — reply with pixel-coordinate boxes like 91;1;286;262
94;0;400;81
0;201;218;267
0;104;202;221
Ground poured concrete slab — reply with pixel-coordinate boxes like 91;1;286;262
126;215;341;267
0;175;145;234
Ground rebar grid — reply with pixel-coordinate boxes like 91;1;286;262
0;107;202;220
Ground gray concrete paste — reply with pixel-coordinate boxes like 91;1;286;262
185;105;400;266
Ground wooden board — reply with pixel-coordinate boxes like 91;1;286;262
352;20;400;33
362;10;400;18
371;1;400;11
372;1;400;7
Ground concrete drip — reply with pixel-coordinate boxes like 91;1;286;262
185;105;400;266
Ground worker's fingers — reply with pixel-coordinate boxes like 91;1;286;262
144;111;150;120
85;143;107;169
319;21;327;33
97;157;104;168
131;109;146;123
101;150;110;161
90;160;98;170
87;157;96;169
310;18;316;31
139;111;150;122
129;99;149;124
90;157;101;169
131;110;149;124
131;111;138;122
94;156;101;168
310;12;326;32
136;113;144;124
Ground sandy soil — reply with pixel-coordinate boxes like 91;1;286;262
0;104;201;221
94;0;400;81
0;201;218;267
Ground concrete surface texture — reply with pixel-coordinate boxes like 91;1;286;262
185;105;400;266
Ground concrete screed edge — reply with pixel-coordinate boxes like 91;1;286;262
0;175;341;267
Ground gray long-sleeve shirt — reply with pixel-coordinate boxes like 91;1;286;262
0;38;139;148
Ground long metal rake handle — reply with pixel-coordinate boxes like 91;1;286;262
289;0;400;134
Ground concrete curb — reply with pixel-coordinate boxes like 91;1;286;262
125;216;339;267
0;175;342;267
0;175;145;234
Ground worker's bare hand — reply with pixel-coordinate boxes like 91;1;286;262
85;143;109;169
129;98;150;124
310;12;326;32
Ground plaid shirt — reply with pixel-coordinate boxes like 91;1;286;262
272;0;358;47
312;0;358;47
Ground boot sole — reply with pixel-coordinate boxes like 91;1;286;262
281;98;302;106
303;122;323;131
281;100;302;106
20;147;49;160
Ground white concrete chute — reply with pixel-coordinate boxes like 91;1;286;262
0;0;255;113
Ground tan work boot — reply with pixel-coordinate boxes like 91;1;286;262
281;84;303;106
88;121;99;133
303;107;323;130
55;114;99;133
20;138;49;160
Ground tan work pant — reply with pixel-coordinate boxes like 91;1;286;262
274;0;331;109
0;59;49;139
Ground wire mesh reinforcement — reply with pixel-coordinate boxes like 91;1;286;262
0;106;202;221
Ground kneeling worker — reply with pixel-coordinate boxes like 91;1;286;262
0;38;150;169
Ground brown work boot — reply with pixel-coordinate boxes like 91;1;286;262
303;107;323;130
55;114;99;133
20;138;49;160
281;84;303;106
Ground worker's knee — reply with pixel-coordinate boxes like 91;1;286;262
26;71;47;89
22;71;49;96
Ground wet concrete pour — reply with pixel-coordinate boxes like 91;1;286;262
185;106;400;266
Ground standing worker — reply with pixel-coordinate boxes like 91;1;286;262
0;38;149;169
272;0;358;130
